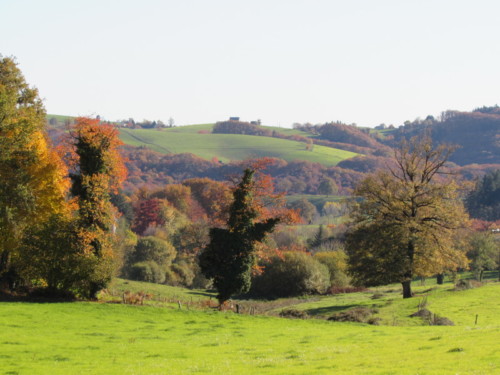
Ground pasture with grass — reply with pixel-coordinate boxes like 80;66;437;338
1;277;499;374
119;128;358;166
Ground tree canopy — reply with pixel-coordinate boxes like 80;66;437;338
0;56;69;287
466;169;500;221
345;137;469;298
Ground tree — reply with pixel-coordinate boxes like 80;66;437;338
317;177;338;196
0;56;69;288
129;236;176;269
467;232;497;281
345;137;469;298
466;169;500;221
69;117;126;298
289;198;317;223
199;169;280;305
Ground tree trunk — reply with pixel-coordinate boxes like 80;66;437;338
436;273;444;285
0;250;11;289
402;280;413;298
479;270;483;282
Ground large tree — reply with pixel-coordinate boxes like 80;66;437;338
199;169;280;305
346;137;469;298
0;56;69;288
69;117;126;298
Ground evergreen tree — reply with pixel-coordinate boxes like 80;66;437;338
199;169;280;305
466;170;500;221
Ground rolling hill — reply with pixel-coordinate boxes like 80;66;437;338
119;128;358;166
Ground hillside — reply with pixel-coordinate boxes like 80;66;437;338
119;128;358;166
387;109;500;165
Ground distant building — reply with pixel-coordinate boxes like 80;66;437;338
229;116;240;121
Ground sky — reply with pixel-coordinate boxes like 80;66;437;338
2;0;500;127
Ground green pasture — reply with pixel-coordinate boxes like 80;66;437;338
163;124;215;133
285;275;500;326
119;129;358;166
1;276;499;374
0;296;498;374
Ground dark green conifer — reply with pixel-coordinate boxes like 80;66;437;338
199;169;279;305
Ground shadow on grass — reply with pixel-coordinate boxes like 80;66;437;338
0;293;77;303
186;290;216;298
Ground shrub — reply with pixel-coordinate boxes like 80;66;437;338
314;250;350;287
129;236;176;268
328;307;375;323
279;309;309;319
171;262;196;287
431;315;454;326
129;261;165;283
454;279;482;291
251;252;330;298
410;308;433;320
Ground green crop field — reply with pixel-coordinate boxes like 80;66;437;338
119;128;358;166
1;277;499;374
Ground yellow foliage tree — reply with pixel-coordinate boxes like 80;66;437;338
346;137;469;298
0;56;69;287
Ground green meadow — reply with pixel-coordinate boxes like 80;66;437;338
119;128;357;166
1;277;499;374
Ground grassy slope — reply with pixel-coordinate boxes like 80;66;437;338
287;276;500;326
0;299;498;374
1;279;499;374
119;128;358;166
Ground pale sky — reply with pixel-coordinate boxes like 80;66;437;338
2;0;500;127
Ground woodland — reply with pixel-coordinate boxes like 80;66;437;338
1;55;500;307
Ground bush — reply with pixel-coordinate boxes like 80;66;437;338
279;309;309;319
171;262;196;286
251;252;330;298
328;307;375;323
314;251;350;287
129;236;176;268
454;279;482;291
432;315;454;326
129;261;165;283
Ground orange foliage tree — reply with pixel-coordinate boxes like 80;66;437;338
68;117;126;298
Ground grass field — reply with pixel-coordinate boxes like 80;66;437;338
119;128;358;166
1;277;498;374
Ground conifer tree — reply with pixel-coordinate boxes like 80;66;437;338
199;169;280;305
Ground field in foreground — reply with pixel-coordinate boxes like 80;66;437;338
1;283;499;374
